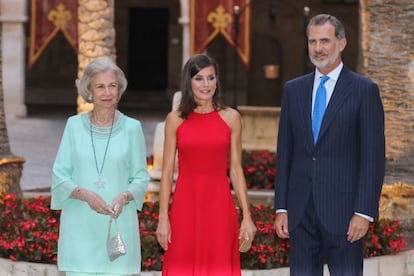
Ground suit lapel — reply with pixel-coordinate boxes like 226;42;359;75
296;73;315;152
318;67;352;142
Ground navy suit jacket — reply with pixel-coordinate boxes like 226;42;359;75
274;66;385;234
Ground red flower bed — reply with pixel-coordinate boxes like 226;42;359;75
0;194;59;263
242;150;276;190
0;195;406;270
364;219;405;257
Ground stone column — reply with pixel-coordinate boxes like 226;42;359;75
0;0;27;118
77;0;115;114
179;0;190;67
359;0;414;184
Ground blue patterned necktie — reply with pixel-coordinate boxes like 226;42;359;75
312;75;329;144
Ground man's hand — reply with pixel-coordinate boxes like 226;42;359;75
274;212;289;239
347;214;369;243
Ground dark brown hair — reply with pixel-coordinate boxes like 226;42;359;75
178;54;225;119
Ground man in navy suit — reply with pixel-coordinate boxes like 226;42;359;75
273;14;385;275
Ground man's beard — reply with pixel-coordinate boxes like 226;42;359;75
310;45;340;69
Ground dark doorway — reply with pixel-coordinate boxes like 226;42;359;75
128;8;169;91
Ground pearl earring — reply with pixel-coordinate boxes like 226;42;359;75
88;95;93;102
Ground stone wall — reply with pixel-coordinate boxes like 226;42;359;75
360;0;414;185
238;106;280;151
3;250;414;276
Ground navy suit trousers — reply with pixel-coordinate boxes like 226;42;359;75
289;195;363;276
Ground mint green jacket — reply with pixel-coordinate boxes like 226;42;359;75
51;112;149;274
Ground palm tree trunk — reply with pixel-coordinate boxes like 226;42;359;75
359;0;414;185
77;0;116;114
0;21;24;198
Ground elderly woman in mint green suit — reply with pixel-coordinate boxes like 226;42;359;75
51;57;150;276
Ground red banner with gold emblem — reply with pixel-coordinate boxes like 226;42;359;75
28;0;78;68
190;0;250;67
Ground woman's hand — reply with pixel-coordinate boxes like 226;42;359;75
83;190;112;215
156;217;171;251
239;216;257;245
109;194;125;219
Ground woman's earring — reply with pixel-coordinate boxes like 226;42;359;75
88;95;93;102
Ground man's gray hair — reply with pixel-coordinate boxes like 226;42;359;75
306;14;346;40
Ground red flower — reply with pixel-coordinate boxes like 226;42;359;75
247;166;256;173
389;236;405;252
241;150;276;190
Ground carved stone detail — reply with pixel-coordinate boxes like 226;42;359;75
77;0;115;114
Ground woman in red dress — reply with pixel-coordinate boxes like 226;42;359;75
156;54;256;275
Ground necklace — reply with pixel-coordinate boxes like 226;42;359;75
90;110;115;190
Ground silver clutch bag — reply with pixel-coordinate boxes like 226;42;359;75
106;217;126;261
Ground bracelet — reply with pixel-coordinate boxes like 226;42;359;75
122;192;129;205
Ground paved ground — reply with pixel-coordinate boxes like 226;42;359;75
6;106;166;192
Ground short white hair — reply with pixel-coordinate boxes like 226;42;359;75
76;57;128;103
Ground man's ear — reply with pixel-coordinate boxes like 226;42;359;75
339;37;347;52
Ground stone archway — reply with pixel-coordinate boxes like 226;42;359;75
247;33;282;106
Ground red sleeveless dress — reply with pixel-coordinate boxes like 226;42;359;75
162;111;241;275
